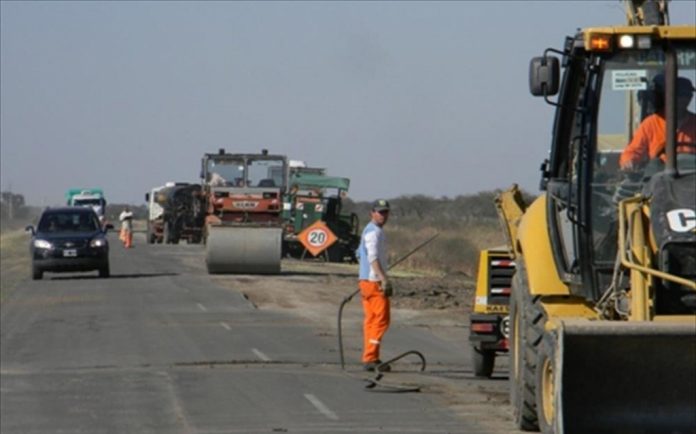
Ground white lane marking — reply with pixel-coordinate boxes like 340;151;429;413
220;322;231;330
304;393;339;421
197;303;207;312
252;348;271;362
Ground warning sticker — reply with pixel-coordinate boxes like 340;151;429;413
612;70;647;91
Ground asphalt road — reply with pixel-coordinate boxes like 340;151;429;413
1;233;516;434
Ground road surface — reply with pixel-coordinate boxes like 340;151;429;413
1;232;518;433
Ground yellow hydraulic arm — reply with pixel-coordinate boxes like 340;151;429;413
494;184;527;260
624;0;669;26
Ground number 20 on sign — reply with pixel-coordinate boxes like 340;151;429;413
298;220;338;257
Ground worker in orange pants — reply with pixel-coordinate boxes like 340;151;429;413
119;207;134;248
357;199;393;372
360;280;390;365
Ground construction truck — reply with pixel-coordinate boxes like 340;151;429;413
201;149;287;274
473;2;696;433
282;165;360;262
65;188;107;223
145;182;205;244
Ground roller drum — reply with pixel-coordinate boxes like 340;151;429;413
206;225;282;274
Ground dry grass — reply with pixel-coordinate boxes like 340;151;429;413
385;220;505;276
0;228;31;302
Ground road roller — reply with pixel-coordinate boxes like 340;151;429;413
201;149;287;274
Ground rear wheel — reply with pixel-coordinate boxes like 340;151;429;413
472;347;495;378
164;221;172;244
32;264;43;280
326;243;346;262
509;260;541;431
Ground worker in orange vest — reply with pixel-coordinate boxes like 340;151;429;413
119;207;134;248
357;199;393;372
620;75;696;171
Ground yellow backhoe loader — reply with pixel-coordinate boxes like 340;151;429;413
485;1;695;433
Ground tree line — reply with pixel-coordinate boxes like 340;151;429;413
343;190;535;226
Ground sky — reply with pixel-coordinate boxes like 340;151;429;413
2;1;695;206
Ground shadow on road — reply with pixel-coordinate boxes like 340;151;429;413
49;272;179;280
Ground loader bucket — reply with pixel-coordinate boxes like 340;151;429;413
205;225;282;274
552;320;696;434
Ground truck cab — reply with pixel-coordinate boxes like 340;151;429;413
66;188;107;224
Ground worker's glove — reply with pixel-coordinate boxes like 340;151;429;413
382;280;393;298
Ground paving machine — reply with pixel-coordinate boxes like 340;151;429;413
477;2;695;433
201;149;287;274
282;167;360;262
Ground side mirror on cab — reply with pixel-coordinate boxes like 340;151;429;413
25;225;35;235
104;223;115;231
529;56;560;97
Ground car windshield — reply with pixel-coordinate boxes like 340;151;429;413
74;198;102;207
248;158;285;188
207;158;245;186
38;212;99;233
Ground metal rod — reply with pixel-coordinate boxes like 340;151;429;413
387;232;440;271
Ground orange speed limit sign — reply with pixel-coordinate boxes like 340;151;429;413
298;220;338;257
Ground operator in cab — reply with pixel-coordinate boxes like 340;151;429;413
620;75;696;171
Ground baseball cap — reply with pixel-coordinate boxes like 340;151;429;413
372;199;390;212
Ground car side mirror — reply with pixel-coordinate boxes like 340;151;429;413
25;225;35;235
529;56;560;97
104;223;114;231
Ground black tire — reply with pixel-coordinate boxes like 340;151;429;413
472;347;495;378
32;264;43;280
535;332;558;434
509;259;542;431
99;264;110;278
164;221;172;244
326;243;345;262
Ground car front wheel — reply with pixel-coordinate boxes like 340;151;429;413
99;264;110;278
32;264;43;280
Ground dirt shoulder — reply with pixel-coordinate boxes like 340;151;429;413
212;259;475;328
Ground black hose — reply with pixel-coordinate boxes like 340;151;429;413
338;289;359;371
337;288;426;392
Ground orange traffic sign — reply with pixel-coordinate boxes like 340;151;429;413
298;220;338;257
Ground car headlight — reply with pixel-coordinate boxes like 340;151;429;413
90;238;108;247
34;239;53;249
